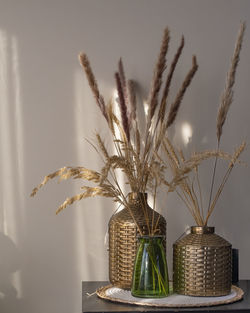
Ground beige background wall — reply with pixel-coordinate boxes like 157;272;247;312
0;0;250;312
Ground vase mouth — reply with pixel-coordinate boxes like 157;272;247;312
191;226;215;234
128;192;147;201
137;235;165;240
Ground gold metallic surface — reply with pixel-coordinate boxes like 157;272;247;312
191;226;215;234
109;193;166;289
173;226;232;296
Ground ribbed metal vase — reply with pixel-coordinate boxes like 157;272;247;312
109;192;166;289
173;226;232;296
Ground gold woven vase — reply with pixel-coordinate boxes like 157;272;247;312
109;192;166;289
173;226;232;296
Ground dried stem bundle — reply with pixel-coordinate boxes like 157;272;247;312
31;27;198;235
162;23;247;226
207;22;246;218
162;138;246;225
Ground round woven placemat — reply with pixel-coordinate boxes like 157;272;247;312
96;284;244;308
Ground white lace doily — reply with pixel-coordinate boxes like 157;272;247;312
96;284;244;307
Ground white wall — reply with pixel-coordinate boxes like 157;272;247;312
0;0;250;312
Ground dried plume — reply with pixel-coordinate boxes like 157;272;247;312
162;133;246;226
159;35;185;123
30;167;67;197
135;125;141;156
216;22;246;142
128;79;137;122
107;100;116;136
118;58;129;110
166;55;198;128
59;167;101;183
208;22;245;215
115;72;130;142
230;140;246;166
101;154;137;190
31;27;198;227
30;166;102;198
56;187;114;214
163;137;180;167
171;149;244;184
205;141;246;224
96;133;110;161
148;27;170;120
79;53;108;121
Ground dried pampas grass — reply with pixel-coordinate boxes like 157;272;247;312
166;56;198;128
208;22;246;218
162;137;246;226
31;26;198;234
148;27;170;121
162;22;247;226
217;22;245;142
79;53;108;121
159;36;185;124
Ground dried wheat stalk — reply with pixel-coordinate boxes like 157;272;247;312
128;79;137;122
118;58;129;110
79;53;108;121
162;135;246;225
159;35;185;124
56;187;115;214
205;141;246;224
166;55;198;128
217;22;245;142
115;72;130;142
148;27;170;121
208;22;246;216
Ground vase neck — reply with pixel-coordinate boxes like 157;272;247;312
128;192;148;205
138;235;165;243
191;226;214;234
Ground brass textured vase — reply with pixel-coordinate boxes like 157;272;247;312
109;192;166;289
173;226;232;296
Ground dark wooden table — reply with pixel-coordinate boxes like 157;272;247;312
82;280;250;313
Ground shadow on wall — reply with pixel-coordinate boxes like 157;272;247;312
0;232;26;312
0;7;111;312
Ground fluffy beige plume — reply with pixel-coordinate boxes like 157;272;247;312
115;72;130;142
30;167;67;197
216;22;246;142
148;27;170;121
166;55;198;128
79;53;108;121
158;35;185;123
128;80;137;122
56;187;114;214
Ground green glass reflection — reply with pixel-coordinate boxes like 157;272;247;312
131;236;169;298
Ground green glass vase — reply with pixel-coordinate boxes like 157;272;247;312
131;236;169;298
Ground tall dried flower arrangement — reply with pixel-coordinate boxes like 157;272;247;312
31;28;198;235
161;22;246;226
